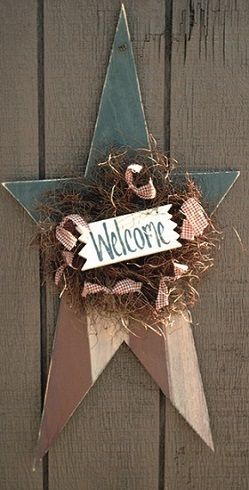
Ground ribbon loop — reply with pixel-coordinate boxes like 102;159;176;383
156;262;188;311
180;198;209;240
82;279;142;298
112;279;142;295
55;251;74;285
82;282;110;297
56;214;89;250
60;214;89;230
56;226;77;251
125;164;156;199
155;278;169;311
56;214;89;251
55;214;90;284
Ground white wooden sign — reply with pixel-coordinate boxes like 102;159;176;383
77;205;181;271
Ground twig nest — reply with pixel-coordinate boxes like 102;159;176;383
35;143;220;332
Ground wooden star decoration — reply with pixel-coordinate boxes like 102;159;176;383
2;5;239;468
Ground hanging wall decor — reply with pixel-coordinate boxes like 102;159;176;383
3;5;239;469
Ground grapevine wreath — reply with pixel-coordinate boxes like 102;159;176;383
36;139;219;334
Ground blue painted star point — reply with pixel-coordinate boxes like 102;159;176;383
2;5;239;221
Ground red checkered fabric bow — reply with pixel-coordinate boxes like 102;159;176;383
82;279;142;298
55;214;89;284
125;164;156;199
180;198;209;241
155;277;169;311
56;214;89;250
155;262;188;311
55;251;74;285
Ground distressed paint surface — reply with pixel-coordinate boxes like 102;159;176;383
0;1;248;489
85;5;150;175
3;169;239;222
79;205;181;270
35;296;214;464
45;2;164;489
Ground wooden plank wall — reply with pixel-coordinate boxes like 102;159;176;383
167;2;249;488
0;1;248;489
0;2;43;489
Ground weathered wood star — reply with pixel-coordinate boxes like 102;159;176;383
3;5;239;468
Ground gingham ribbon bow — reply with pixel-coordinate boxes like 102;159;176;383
55;251;74;286
82;279;142;298
125;164;156;199
155;262;188;311
55;214;89;284
56;214;89;250
180;198;209;241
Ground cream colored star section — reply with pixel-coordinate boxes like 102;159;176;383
87;314;129;382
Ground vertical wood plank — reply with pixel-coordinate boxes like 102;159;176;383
166;1;249;488
43;1;166;488
0;2;43;489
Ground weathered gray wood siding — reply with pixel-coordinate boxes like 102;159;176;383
0;1;248;489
